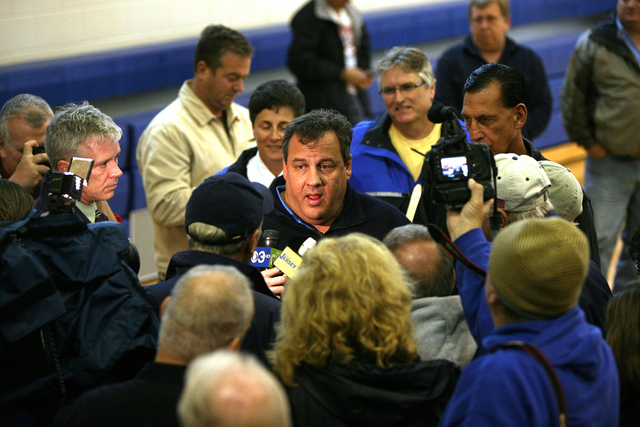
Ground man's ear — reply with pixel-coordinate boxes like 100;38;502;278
498;208;509;229
514;103;527;130
195;60;209;77
282;158;288;181
227;336;243;351
58;160;70;173
248;228;261;253
345;154;352;179
160;296;171;319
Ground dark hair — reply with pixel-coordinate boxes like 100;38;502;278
0;179;34;221
463;63;529;109
383;224;455;298
248;80;305;124
606;281;640;403
468;0;510;18
282;109;352;164
194;25;253;72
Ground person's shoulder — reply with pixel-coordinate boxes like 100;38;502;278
140;98;192;142
351;119;376;145
292;0;316;21
52;379;141;425
439;41;466;59
355;187;410;222
230;101;250;117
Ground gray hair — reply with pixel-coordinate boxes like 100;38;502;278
376;46;436;90
178;350;292;427
158;265;254;363
44;102;122;171
468;0;510;18
383;224;455;298
0;94;53;145
187;222;250;257
506;199;555;223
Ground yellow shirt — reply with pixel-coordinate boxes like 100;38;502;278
389;123;442;181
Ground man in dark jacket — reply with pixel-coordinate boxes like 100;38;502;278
561;3;640;295
146;172;281;367
434;0;551;141
287;0;374;125
262;109;411;295
428;63;600;268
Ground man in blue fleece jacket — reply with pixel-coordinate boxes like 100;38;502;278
439;179;619;426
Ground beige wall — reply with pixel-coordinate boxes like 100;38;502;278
0;0;451;67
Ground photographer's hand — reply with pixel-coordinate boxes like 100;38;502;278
447;179;494;241
9;140;49;192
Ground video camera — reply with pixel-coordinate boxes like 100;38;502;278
423;103;496;210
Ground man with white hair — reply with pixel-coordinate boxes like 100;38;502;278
53;265;254;427
473;153;611;332
178;350;292;427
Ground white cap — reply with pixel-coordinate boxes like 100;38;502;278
539;160;583;221
494;153;551;212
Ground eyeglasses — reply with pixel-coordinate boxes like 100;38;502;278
379;81;426;97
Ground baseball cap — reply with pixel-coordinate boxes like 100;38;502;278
539;160;583;221
185;172;274;244
495;153;551;212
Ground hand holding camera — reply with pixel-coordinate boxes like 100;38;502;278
423;103;496;210
9;140;49;192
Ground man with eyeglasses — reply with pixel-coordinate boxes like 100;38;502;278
434;0;551;141
350;46;461;219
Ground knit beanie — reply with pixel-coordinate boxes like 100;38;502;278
489;217;589;318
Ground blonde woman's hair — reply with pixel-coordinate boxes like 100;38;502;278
271;233;418;386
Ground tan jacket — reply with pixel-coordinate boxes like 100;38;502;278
136;80;254;276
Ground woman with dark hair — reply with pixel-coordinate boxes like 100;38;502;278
271;233;459;427
606;281;640;426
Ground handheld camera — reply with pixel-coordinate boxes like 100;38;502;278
423;104;496;210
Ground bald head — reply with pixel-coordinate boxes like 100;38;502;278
384;224;455;298
158;265;254;364
179;350;292;427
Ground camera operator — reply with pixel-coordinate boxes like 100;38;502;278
35;102;123;223
0;94;53;195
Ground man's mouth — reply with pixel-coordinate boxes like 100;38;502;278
306;193;323;206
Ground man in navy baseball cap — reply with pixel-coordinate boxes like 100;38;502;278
185;172;273;245
147;172;279;367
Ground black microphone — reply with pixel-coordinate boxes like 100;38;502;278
428;102;459;123
250;230;282;269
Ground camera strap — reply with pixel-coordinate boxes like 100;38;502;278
426;223;487;277
492;341;568;427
